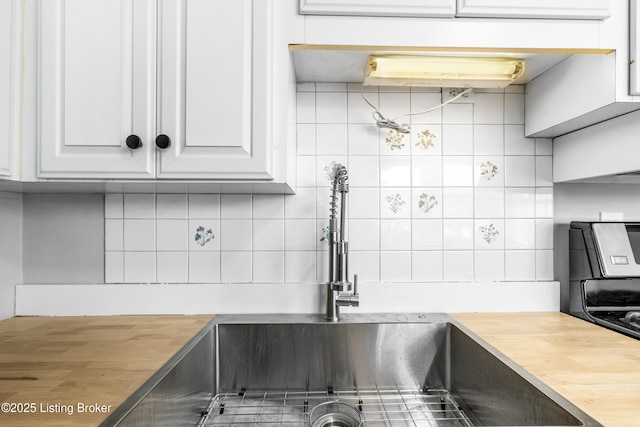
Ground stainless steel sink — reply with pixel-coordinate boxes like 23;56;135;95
201;314;602;427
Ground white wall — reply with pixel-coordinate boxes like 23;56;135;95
0;191;21;319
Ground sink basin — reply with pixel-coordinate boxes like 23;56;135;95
201;314;601;427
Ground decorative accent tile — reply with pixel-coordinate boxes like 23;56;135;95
385;129;406;151
480;161;498;181
194;226;214;247
418;193;438;213
385;193;406;214
479;223;500;244
415;129;436;150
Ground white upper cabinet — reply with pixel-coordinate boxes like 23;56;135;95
456;0;611;20
39;0;294;185
299;0;456;18
300;0;610;19
0;0;20;180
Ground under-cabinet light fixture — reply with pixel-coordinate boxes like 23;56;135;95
364;55;525;88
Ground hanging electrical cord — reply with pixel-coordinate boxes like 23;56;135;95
360;86;473;134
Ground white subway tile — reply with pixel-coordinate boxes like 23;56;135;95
505;250;536;281
124;219;155;251
124;194;155;219
380;156;411;187
348;124;380;155
504;156;535;187
505;219;536;249
285;252;316;283
296;91;315;123
443;251;473;281
474;125;503;155
350;251;380;283
221;252;252;283
105;219;124;251
536;156;554;187
348;92;376;124
410;91;442;124
156;252;188;283
412;219;443;250
535;188;554;218
442;188;473;218
381;128;410;154
349;188;380;219
535;138;553;155
188;194;220;219
475;251;505;281
253;251;284;283
296;123;316;155
285;188;316;219
297;156;317;188
535;219;554;249
105;194;123;219
221;195;252;219
316;92;347;123
189;251;220;283
504;93;525;124
505;188;536;218
536;250;554;281
348;156;380;187
504;125;533;155
474;93;504;124
284;219;317;251
105;251;124;283
442;156;473;187
220;219;252;251
379;92;410;121
156;194;187;219
380;251;412;282
349;219;380;251
124;251;156;283
412;251;443;281
474;188;505;218
443;103;473;124
442;124;473;155
316;124;348;155
443;219;474;250
412;157;442;187
156;220;188;251
380;219;411;251
253;219;284;251
253;195;284;219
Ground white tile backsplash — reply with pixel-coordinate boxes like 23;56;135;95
105;85;553;284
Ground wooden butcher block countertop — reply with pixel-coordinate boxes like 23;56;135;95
453;312;640;427
0;315;214;426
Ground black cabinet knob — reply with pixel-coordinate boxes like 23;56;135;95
125;135;143;150
155;134;171;150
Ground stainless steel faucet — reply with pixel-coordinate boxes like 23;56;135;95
325;163;359;322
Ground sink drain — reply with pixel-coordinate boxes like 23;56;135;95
309;401;363;427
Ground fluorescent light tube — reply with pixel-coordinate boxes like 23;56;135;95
364;55;525;88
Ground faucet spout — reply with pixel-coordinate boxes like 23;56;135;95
325;163;359;322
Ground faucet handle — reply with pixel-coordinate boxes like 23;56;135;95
353;274;358;295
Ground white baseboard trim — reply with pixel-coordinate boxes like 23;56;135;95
15;281;560;316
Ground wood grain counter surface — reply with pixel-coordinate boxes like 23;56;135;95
452;312;640;427
0;315;214;426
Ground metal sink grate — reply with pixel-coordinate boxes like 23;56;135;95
197;388;474;426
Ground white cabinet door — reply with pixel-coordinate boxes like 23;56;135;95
157;0;273;180
39;0;155;179
299;0;456;17
457;0;611;19
0;0;20;179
